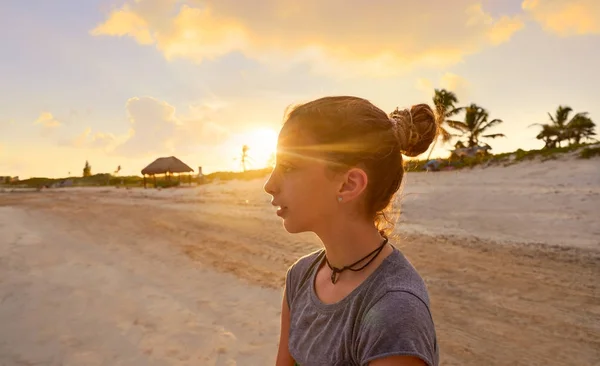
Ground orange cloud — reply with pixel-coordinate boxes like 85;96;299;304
71;127;117;150
416;72;471;101
90;6;154;44
113;96;229;157
466;4;526;45
91;0;525;77
441;73;471;99
522;0;600;36
34;112;61;128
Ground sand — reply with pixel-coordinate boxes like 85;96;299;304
1;153;599;365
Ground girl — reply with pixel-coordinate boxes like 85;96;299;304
264;96;439;366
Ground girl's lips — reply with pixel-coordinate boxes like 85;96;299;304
276;207;288;217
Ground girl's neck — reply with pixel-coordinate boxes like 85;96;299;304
315;217;389;269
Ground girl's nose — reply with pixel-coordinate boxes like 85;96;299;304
264;172;277;195
263;174;275;196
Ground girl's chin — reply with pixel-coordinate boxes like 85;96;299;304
282;220;309;234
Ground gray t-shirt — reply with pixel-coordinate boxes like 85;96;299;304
285;247;439;366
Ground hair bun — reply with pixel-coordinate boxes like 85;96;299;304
392;103;438;157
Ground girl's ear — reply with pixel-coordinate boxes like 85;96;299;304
337;167;368;202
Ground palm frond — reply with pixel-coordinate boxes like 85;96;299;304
446;108;462;118
438;126;453;142
478;118;503;132
481;133;506;139
528;122;546;128
447;120;468;131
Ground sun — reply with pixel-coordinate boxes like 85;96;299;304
229;127;279;170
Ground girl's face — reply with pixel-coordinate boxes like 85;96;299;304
263;130;342;234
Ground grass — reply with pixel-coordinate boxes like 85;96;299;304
11;174;146;188
405;142;599;172
3;168;276;189
579;146;600;159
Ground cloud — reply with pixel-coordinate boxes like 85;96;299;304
522;0;600;36
34;112;61;128
416;72;471;101
34;112;62;137
91;0;525;77
70;127;117;150
463;4;526;44
440;73;471;100
416;78;434;94
113;96;229;157
90;6;154;44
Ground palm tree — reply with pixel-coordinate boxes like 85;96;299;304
566;113;596;144
533;106;571;148
425;89;460;161
241;145;249;172
534;124;562;149
83;160;92;177
234;145;255;172
447;104;505;147
530;106;597;148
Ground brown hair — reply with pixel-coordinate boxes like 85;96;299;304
281;96;438;235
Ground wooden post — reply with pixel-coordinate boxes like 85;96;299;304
153;174;157;188
143;174;147;189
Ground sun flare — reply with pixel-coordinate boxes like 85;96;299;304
227;127;279;170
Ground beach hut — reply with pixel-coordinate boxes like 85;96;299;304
141;156;194;188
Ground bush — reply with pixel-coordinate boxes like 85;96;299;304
579;146;600;159
154;180;180;188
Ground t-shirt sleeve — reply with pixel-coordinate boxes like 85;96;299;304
357;291;438;366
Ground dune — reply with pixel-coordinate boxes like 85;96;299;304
0;154;598;365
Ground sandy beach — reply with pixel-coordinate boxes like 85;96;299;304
1;154;599;365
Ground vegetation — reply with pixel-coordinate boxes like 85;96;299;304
530;106;597;148
4;167;275;189
427;89;460;161
447;104;505;147
579;145;600;159
83;160;92;177
389;90;596;165
390;89;506;158
234;145;255;172
9;174;145;188
404;143;598;172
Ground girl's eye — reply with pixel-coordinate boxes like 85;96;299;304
277;163;295;173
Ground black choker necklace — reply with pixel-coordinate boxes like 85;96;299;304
325;236;389;284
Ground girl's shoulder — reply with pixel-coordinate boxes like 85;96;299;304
290;248;324;272
376;247;431;303
285;248;324;295
284;249;324;309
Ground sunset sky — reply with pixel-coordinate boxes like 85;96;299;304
1;0;599;178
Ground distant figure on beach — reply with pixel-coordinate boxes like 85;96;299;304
264;96;439;366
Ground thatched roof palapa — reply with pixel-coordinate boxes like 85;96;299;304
141;156;194;176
